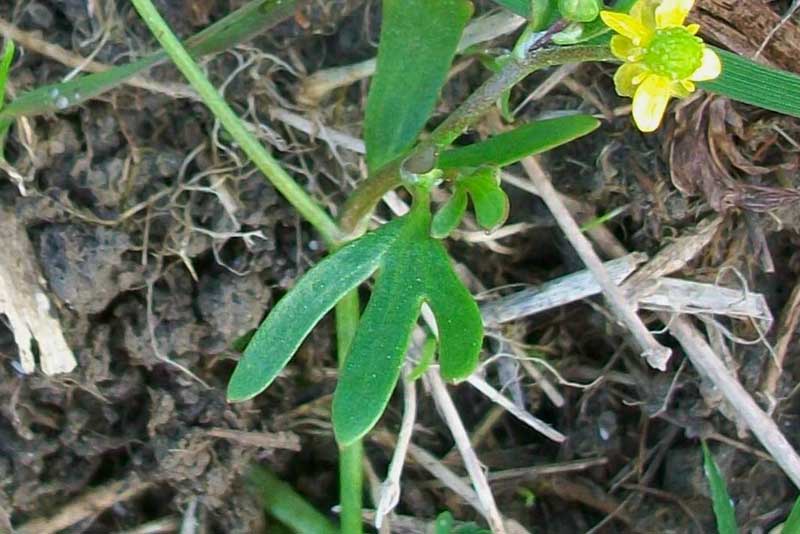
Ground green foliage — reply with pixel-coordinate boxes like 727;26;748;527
0;0;295;124
332;192;483;445
460;168;509;231
0;39;15;111
490;0;532;17
227;218;404;402
247;466;338;534
431;186;468;239
558;0;602;23
434;511;491;534
437;115;600;169
408;335;437;380
364;0;472;172
700;48;800;119
553;0;638;44
782;495;800;534
702;442;739;534
229;191;483;445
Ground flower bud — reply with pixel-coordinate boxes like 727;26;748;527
558;0;602;22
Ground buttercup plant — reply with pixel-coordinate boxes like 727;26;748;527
601;0;721;131
4;0;799;530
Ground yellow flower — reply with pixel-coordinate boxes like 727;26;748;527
600;0;721;132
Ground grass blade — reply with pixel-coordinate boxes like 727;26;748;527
700;48;800;119
364;0;472;171
783;495;800;534
0;39;16;111
227;219;404;402
702;441;739;534
0;0;296;122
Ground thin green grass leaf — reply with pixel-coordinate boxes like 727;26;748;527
431;187;468;238
227;219;404;402
422;239;483;380
247;466;338;534
0;39;16;111
0;0;296;122
437;115;600;169
782;495;800;534
702;442;739;534
699;48;800;119
364;0;472;171
461;168;509;231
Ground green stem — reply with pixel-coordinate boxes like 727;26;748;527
131;2;364;531
248;466;339;534
335;290;364;534
338;44;616;234
130;0;342;246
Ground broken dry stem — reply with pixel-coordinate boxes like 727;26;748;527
521;157;672;370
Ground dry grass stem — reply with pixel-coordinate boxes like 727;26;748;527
205;428;302;451
522;156;672;370
466;375;566;443
15;475;153;534
668;314;800;488
480;253;646;326
426;369;510;534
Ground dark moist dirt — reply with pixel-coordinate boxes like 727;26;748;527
2;1;800;533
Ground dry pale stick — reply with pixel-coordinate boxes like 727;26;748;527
0;206;76;375
669;315;800;488
521;156;671;369
427;370;509;534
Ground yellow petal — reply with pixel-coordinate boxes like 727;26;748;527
614;62;647;97
632;74;672;132
678;79;695;94
630;0;658;29
600;11;653;45
686;23;700;35
690;47;722;81
610;35;642;61
655;0;694;28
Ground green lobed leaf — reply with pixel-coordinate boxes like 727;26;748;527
333;191;484;445
227;218;405;402
782;495;800;534
364;0;472;172
332;205;431;445
431;187;468;238
434;511;491;534
437;115;600;170
460;168;509;231
700;48;800;119
422;239;483;380
702;442;739;534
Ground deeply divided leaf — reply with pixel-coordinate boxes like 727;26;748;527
437;115;600;169
364;0;472;171
702;442;739;534
461;168;509;231
783;495;800;534
700;48;800;119
431;187;468;238
227;219;404;402
421;240;483;380
332;206;431;445
333;193;484;444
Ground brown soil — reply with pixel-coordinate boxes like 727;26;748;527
1;1;800;533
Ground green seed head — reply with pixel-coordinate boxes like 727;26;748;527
644;27;704;80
